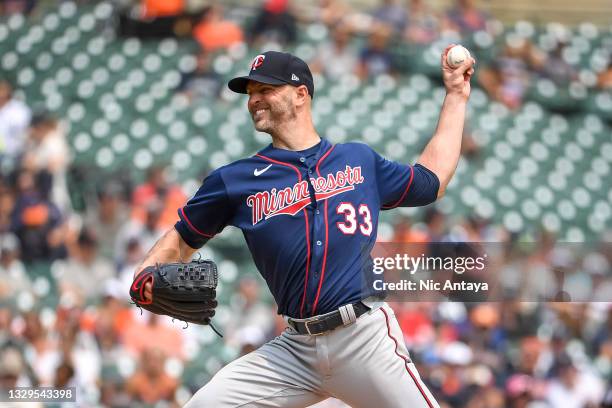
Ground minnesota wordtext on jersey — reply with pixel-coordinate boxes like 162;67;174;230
373;279;489;293
246;165;364;225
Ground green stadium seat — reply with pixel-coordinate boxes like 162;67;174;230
583;171;604;193
96;146;115;168
110;133;131;155
107;53;127;72
58;1;78;20
7;13;26;35
542;212;561;232
42;12;61;32
503;211;524;232
91;118;111;139
521;199;542;220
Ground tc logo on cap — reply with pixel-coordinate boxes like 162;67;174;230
250;55;265;71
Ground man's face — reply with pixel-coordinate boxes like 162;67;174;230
246;82;297;133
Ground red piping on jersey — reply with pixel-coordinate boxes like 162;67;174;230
312;145;335;314
256;153;311;318
180;207;215;237
382;166;415;209
380;308;435;408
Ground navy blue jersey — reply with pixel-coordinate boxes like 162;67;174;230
175;138;439;318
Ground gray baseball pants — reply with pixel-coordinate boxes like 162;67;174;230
184;302;440;408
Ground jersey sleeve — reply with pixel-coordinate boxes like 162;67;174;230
372;148;440;209
174;169;232;248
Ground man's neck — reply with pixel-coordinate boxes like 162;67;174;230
269;119;321;151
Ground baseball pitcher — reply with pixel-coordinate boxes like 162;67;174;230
131;45;475;407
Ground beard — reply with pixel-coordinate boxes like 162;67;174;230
251;95;297;134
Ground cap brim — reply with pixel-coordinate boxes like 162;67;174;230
228;74;287;94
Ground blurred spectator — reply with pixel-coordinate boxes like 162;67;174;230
193;5;244;52
537;247;575;301
452;216;488;242
516;337;550;379
122;314;184;360
100;379;131;407
141;0;184;19
357;27;395;80
395;303;435;346
592;308;612;368
53;227;115;304
465;386;504;408
0;185;15;233
546;354;605;407
460;128;480;159
116;200;164;265
478;38;544;110
21;113;71;212
404;0;440;45
85;183;129;263
392;217;429;243
53;360;75;388
586;251;612;302
310;23;358;80
539;39;578;85
423;207;446;242
118;0;189;38
117;238;145;301
249;0;297;46
131;165;186;230
0;308;14;347
178;51;223;103
225;276;275;351
11;170;66;263
0;0;37;15
0;81;31;163
371;0;407;34
430;341;474;405
0;347;31;390
505;373;547;406
95;304;130;365
316;0;353;28
54;310;101;396
443;0;492;35
597;61;612;89
0;233;29;301
126;347;178;404
21;311;56;386
95;289;133;338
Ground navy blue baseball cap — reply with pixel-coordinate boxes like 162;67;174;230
228;51;314;98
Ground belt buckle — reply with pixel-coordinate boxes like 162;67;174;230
304;319;323;336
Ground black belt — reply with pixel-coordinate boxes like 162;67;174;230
288;302;370;336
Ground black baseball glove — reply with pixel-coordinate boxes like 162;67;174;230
130;259;222;336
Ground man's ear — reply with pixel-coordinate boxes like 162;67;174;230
295;85;309;107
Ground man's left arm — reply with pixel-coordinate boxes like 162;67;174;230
418;44;476;198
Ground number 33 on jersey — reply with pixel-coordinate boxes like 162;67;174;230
175;139;440;319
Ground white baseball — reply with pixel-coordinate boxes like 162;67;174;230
446;45;471;68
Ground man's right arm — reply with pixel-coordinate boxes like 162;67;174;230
133;227;199;301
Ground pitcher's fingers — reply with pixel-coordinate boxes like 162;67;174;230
144;281;153;301
455;57;475;74
441;44;457;65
